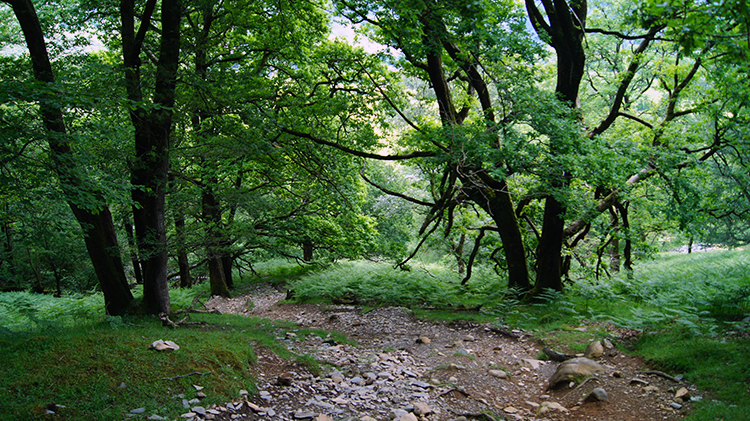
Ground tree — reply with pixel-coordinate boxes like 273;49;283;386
3;0;133;314
323;0;550;291
120;0;182;314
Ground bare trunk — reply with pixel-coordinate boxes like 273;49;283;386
534;197;565;292
610;237;621;272
303;241;314;262
453;233;466;276
420;14;532;291
221;253;234;289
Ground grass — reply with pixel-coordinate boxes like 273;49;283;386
0;312;320;421
2;251;750;420
502;250;750;421
289;260;508;311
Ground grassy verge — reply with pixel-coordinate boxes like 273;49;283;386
0;312;320;421
500;251;750;421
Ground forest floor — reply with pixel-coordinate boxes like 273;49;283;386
199;283;698;421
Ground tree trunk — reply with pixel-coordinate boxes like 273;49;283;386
420;14;532;291
534;197;566;292
461;179;531;291
122;215;143;284
303;241;314;262
174;214;192;288
202;187;231;297
9;0;133;314
526;0;587;294
610;236;621;273
1;207;16;279
221;252;234;289
453;233;466;276
121;0;181;314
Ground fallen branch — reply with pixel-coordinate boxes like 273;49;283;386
161;371;212;381
542;347;576;362
439;387;469;398
159;311;214;329
189;308;222;314
636;370;681;383
562;376;600;400
487;327;520;340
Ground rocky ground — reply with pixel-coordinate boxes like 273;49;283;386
174;283;701;421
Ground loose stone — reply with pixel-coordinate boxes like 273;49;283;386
413;402;432;415
489;369;508;379
585;387;609;402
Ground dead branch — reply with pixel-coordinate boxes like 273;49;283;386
562;376;601;400
542;347;576;362
636;370;681;383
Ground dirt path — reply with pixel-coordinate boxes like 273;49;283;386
200;283;697;421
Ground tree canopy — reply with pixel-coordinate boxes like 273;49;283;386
1;0;748;311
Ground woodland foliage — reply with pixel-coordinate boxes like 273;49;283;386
0;0;748;311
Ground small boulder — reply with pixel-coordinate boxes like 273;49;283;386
584;387;609;402
548;357;605;389
416;336;431;344
276;372;294;386
294;411;317;419
489;369;508;379
331;370;345;384
537;401;568;415
584;341;604;359
149;339;179;351
521;358;545;370
399;413;418;421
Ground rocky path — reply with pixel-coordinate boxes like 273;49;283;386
181;284;699;421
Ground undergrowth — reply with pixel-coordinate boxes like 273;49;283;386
290;260;507;311
2;251;749;420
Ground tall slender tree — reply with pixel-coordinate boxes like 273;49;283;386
4;0;133;314
120;0;182;314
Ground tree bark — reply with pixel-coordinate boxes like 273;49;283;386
526;0;587;294
303;241;314;262
461;177;531;291
419;13;532;291
122;215;143;284
121;0;181;314
8;0;133;314
1;205;16;279
453;233;466;276
174;213;192;288
221;252;234;289
202;186;231;297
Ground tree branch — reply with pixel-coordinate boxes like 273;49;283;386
359;164;434;207
281;128;436;160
